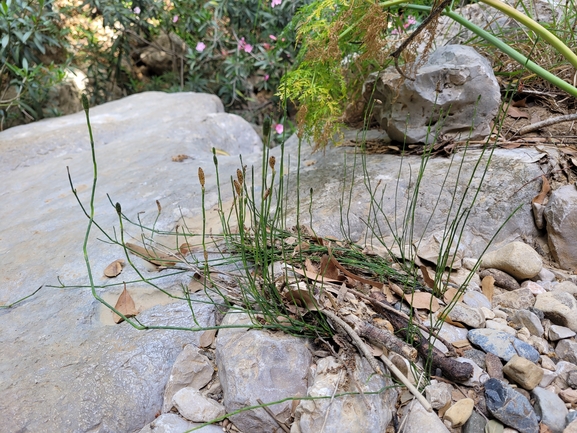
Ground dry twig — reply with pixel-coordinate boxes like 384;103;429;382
518;113;577;135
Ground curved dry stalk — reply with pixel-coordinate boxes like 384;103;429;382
518;113;577;135
379;355;432;412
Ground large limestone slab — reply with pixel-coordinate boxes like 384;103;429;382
0;91;263;432
281;132;553;260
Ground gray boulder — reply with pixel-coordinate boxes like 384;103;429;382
365;45;500;144
544;184;577;270
0;91;263;432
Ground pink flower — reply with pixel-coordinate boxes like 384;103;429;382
196;42;206;52
262;42;271;50
238;37;253;53
269;34;277;41
274;123;283;134
264;74;269;81
133;6;141;14
271;0;281;7
173;15;179;23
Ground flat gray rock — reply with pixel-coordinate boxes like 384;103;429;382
0;92;262;432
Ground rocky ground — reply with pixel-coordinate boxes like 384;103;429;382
1;91;577;433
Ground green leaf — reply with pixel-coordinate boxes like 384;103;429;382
22;57;28;72
1;34;8;50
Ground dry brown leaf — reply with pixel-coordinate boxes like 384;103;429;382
505;105;529;119
482;275;495;302
319;254;341;280
104;259;125;278
126;242;178;267
199;329;217;348
512;98;527;107
291;267;342;283
188;279;204;293
171;154;193;162
112;284;139;324
404;291;440;312
532;175;551;205
452;339;471;349
438;399;452;418
283;285;319;310
292;242;310;256
438;312;466;328
304;257;317;274
419;265;436;290
380;284;397;304
443;287;463;304
368;344;383;357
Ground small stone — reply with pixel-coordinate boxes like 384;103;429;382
549;325;577;341
401;400;451;433
468;329;540;362
162;344;215;413
521;281;547;295
541;356;557;372
484;419;505;433
484;378;539;433
529;335;550;355
138;413;222;433
534;292;577;333
446;303;486;328
540;369;558;388
425;381;454;410
462;258;479;271
463;291;492;309
568;371;577;389
568;411;577;424
173;387;226;423
463;348;487;370
552;361;577;389
502;355;543;390
554;281;577;296
511;310;544;337
560;388;577;404
444;398;474;428
492;288;535;310
481;242;543;280
566;419;577;433
456;357;489;386
556;339;577;364
480;268;521;291
485;352;504;379
486;319;517;335
482;307;496;320
532;387;568;433
462;410;487;433
535;267;556;283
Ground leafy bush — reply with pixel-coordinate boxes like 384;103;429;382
0;0;68;129
69;0;309;112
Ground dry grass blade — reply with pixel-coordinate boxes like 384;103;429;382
125;242;179;267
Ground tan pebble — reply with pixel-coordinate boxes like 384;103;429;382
443;397;474;428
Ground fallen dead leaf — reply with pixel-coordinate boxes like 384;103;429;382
512;98;527;107
112;284;139;324
505;105;529;119
482;275;495;302
172;154;193;162
283;283;320;310
188;279;204;293
419;265;436;290
319;254;340;280
126;242;178;267
532;175;550;205
404;291;440;312
199;329;217;348
104;259;125;278
443;287;463;304
304;257;317;274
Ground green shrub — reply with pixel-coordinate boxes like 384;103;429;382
0;0;68;129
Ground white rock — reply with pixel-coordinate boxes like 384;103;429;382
549;325;576;341
425;380;454;410
162;344;215;413
173;387;226;423
481;242;543;280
